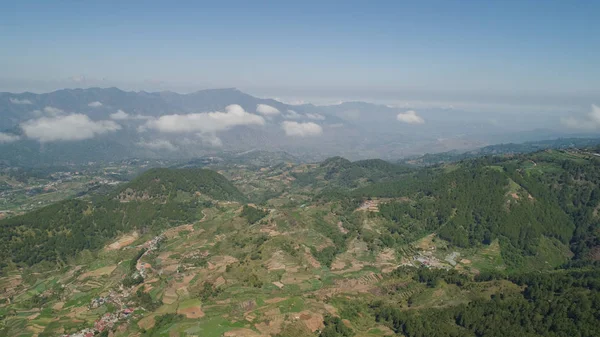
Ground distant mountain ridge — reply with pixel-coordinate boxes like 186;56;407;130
1;87;596;164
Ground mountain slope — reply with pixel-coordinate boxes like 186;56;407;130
1;150;600;337
0;168;243;267
116;167;247;202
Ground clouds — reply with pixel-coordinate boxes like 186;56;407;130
283;110;326;121
142;104;265;134
109;109;152;120
284;110;302;119
306;113;325;120
197;133;223;147
43;106;65;116
9;98;32;105
396;110;425;124
88;101;103;107
281;121;323;137
110;110;129;120
561;104;600;130
0;133;19;143
256;104;280;116
136;139;176;151
21;114;121;142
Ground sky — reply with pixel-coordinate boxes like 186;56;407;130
1;0;598;112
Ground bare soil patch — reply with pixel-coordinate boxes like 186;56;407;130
293;311;324;332
106;232;139;250
178;306;204;318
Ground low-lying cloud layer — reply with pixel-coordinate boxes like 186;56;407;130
9;98;32;105
281;121;323;137
43;106;65;116
396;110;425;124
142;104;265;133
0;132;19;143
561;104;600;130
256;104;280;116
21;114;121;142
110;109;152;120
284;110;302;119
88;101;103;107
306;113;325;120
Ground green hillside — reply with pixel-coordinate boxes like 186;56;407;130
1;149;600;337
115;168;247;202
0;168;244;268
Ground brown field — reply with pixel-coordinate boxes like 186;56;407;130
137;314;156;330
177;305;204;318
77;265;117;280
105;232;139;250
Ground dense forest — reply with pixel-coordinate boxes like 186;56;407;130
370;266;600;337
115;167;247;202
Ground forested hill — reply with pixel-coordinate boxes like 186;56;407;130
114;167;247;203
0;168;244;269
318;149;600;268
292;156;413;188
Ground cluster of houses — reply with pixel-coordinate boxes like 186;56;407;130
60;231;173;336
134;235;164;278
94;309;134;332
89;288;130;310
60;308;134;337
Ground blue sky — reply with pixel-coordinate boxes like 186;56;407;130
1;0;598;111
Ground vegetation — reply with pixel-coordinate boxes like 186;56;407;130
2;147;600;337
372;266;600;337
0;168;244;268
240;204;269;224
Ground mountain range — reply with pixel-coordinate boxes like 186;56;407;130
1;87;596;165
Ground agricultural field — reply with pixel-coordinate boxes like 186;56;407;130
1;149;600;336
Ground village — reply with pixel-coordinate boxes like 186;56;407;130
59;234;165;337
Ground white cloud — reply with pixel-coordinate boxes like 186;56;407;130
0;133;19;143
110;110;129;120
21;114;121;142
396;110;425;124
281;121;323;137
88;101;103;107
110;109;152;120
256;104;280;116
43;106;64;116
9;98;32;105
136;139;177;151
142;104;265;134
284;110;303;119
561;104;600;130
197;133;223;147
306;113;325;120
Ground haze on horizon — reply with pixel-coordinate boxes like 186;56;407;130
1;1;598;114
